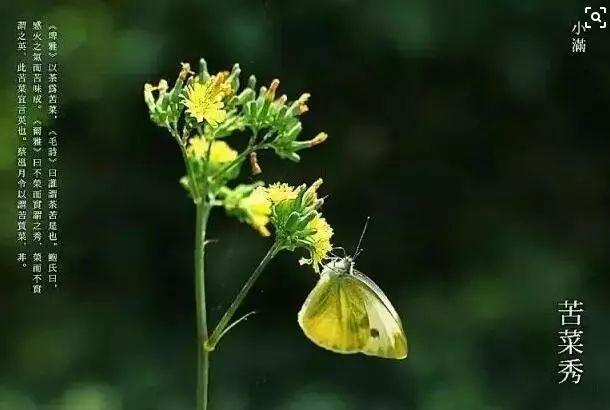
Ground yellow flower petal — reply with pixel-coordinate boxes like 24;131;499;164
203;105;228;127
242;187;272;237
265;183;298;204
304;214;333;271
187;139;237;164
183;72;232;126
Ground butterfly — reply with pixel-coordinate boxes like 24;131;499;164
297;219;408;359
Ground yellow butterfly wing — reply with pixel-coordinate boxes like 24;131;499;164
297;272;370;353
353;270;408;359
298;269;408;359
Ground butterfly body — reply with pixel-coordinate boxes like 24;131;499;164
298;257;408;359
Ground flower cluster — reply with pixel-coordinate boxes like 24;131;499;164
144;59;333;271
224;179;333;271
145;60;326;151
219;179;333;270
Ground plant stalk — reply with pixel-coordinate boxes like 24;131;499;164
206;241;283;350
195;202;212;410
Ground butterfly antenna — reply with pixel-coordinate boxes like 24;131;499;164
352;216;371;259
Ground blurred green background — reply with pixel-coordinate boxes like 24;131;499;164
2;0;610;409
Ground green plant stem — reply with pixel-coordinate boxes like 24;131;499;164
195;202;212;410
168;124;201;201
206;241;283;350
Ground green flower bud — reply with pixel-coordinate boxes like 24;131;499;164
198;58;210;84
247;74;257;89
229;63;241;92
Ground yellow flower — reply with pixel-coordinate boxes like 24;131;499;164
265;183;298;204
183;72;232;126
242;187;272;236
299;214;333;272
188;138;237;164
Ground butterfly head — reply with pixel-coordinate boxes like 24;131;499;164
322;217;370;276
322;256;355;276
